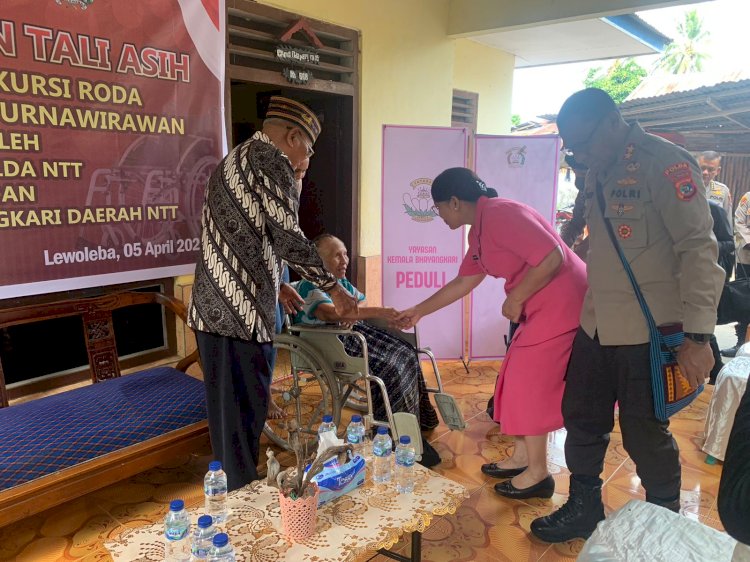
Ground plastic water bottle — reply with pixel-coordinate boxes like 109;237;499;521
207;532;236;562
372;426;393;483
318;414;337;435
164;499;190;561
346;415;366;457
190;515;217;561
204;461;228;524
395;435;416;493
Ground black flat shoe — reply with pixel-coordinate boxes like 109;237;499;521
494;475;555;499
481;462;528;479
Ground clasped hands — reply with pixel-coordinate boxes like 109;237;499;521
390;296;524;331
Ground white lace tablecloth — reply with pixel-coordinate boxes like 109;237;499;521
703;356;750;461
105;465;468;562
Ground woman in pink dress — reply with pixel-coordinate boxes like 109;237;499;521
397;167;587;499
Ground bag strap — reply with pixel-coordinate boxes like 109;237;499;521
595;183;658;334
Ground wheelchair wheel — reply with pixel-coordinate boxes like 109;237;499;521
263;334;342;451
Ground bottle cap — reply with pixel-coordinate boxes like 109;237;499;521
377;426;389;435
322;415;333;423
351;415;362;423
169;499;184;511
209;460;222;472
399;435;411;444
213;533;229;547
197;515;213;528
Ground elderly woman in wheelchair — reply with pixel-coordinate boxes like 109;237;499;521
265;234;463;466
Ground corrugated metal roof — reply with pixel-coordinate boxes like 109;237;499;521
511;74;750;154
625;70;750;102
619;73;750;154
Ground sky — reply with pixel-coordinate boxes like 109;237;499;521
511;0;750;121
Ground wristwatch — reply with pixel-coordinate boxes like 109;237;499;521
684;333;712;344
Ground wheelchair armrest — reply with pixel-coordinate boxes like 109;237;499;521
288;323;358;337
362;317;418;347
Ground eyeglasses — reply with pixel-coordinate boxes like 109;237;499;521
562;114;608;157
301;138;315;158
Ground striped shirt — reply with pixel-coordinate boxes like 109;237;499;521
188;131;336;342
293;278;366;325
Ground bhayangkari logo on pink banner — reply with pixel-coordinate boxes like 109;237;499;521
506;145;527;168
402;177;437;223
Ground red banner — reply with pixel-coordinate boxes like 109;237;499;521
0;0;225;298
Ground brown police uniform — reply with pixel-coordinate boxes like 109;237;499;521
707;180;733;221
732;191;750;345
735;191;750;267
564;123;725;504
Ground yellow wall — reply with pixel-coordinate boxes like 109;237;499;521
260;0;514;256
453;39;514;135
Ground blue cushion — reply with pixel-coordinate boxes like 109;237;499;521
0;367;206;490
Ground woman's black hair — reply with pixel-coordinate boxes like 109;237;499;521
431;167;498;203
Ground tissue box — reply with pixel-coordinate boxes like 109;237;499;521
310;454;366;506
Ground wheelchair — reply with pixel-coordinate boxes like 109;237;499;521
263;318;465;458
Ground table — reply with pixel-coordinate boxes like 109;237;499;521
703;356;750;462
105;465;468;562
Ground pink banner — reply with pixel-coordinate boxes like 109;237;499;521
382;126;467;359
470;135;561;359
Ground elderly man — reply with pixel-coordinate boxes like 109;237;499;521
698;150;733;220
188;96;357;490
531;88;724;543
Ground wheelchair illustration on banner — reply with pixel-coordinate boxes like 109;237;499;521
76;135;217;256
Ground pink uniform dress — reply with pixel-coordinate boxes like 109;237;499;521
459;196;588;435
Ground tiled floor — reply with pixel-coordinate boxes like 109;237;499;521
0;359;726;561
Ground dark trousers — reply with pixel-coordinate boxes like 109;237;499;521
196;330;272;491
563;329;681;501
718;383;750;544
737;263;750;340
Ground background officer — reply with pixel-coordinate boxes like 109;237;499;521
697;150;733;221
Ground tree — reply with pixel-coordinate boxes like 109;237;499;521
584;58;647;104
511;114;521;128
658;10;709;74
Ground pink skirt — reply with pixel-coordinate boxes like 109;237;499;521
492;328;577;435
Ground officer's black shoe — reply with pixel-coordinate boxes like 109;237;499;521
720;343;742;358
646;493;681;513
530;477;605;543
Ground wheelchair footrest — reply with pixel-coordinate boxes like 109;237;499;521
392;412;423;459
434;393;466;430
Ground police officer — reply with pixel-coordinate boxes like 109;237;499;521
531;88;724;543
697;150;733;220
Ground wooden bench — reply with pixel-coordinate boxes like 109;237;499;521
0;291;209;527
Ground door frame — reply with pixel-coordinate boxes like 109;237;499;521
224;0;360;280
